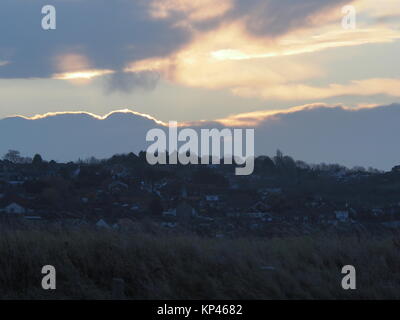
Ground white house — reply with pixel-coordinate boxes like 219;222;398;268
1;202;26;214
335;210;349;222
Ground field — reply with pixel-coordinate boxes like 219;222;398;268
0;227;399;299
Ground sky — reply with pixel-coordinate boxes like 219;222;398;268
0;0;399;124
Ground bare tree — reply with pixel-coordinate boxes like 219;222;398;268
3;150;23;163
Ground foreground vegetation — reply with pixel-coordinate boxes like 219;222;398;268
0;228;399;299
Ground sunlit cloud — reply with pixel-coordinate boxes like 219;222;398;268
215;102;385;127
1;0;400;120
9;103;385;129
125;15;400;102
210;27;400;61
52;53;114;83
354;0;400;19
149;0;233;22
55;53;91;73
53;69;114;81
126;22;322;89
216;103;330;126
11;109;166;126
232;78;400;101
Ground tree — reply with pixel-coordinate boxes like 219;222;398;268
3;150;22;163
276;149;284;160
263;156;276;173
149;197;163;216
32;154;43;166
274;149;285;171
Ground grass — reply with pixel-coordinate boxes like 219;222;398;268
0;227;399;299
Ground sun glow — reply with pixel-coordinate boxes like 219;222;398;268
53;69;114;81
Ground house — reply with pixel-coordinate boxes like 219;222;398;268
372;208;384;216
130;204;141;212
24;216;42;221
206;195;219;201
249;201;271;213
176;202;196;222
72;167;81;178
96;219;110;229
113;218;135;230
1;202;27;214
163;208;177;217
391;165;400;173
160;222;177;228
260;188;282;196
382;221;400;228
247;211;272;219
335;210;349;222
108;181;128;194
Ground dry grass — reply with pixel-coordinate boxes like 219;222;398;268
0;228;399;299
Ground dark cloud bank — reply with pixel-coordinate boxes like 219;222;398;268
0;0;190;79
0;0;352;79
0;103;399;171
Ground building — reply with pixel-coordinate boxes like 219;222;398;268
96;219;110;229
176;202;196;222
206;195;219;201
1;202;27;214
163;209;177;217
335;211;349;222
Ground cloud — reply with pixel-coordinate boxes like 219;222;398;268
103;71;160;94
126;21;324;88
149;0;234;22
0;0;190;79
1;0;399;111
215;102;394;127
126;17;400;101
249;103;400;170
215;103;329;126
230;0;352;37
354;0;400;19
150;0;353;37
51;53;115;82
1;0;391;81
232;78;400;101
3;103;400;170
193;102;400;170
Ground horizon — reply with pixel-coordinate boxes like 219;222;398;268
1;0;400;302
1;102;400;171
0;148;389;174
